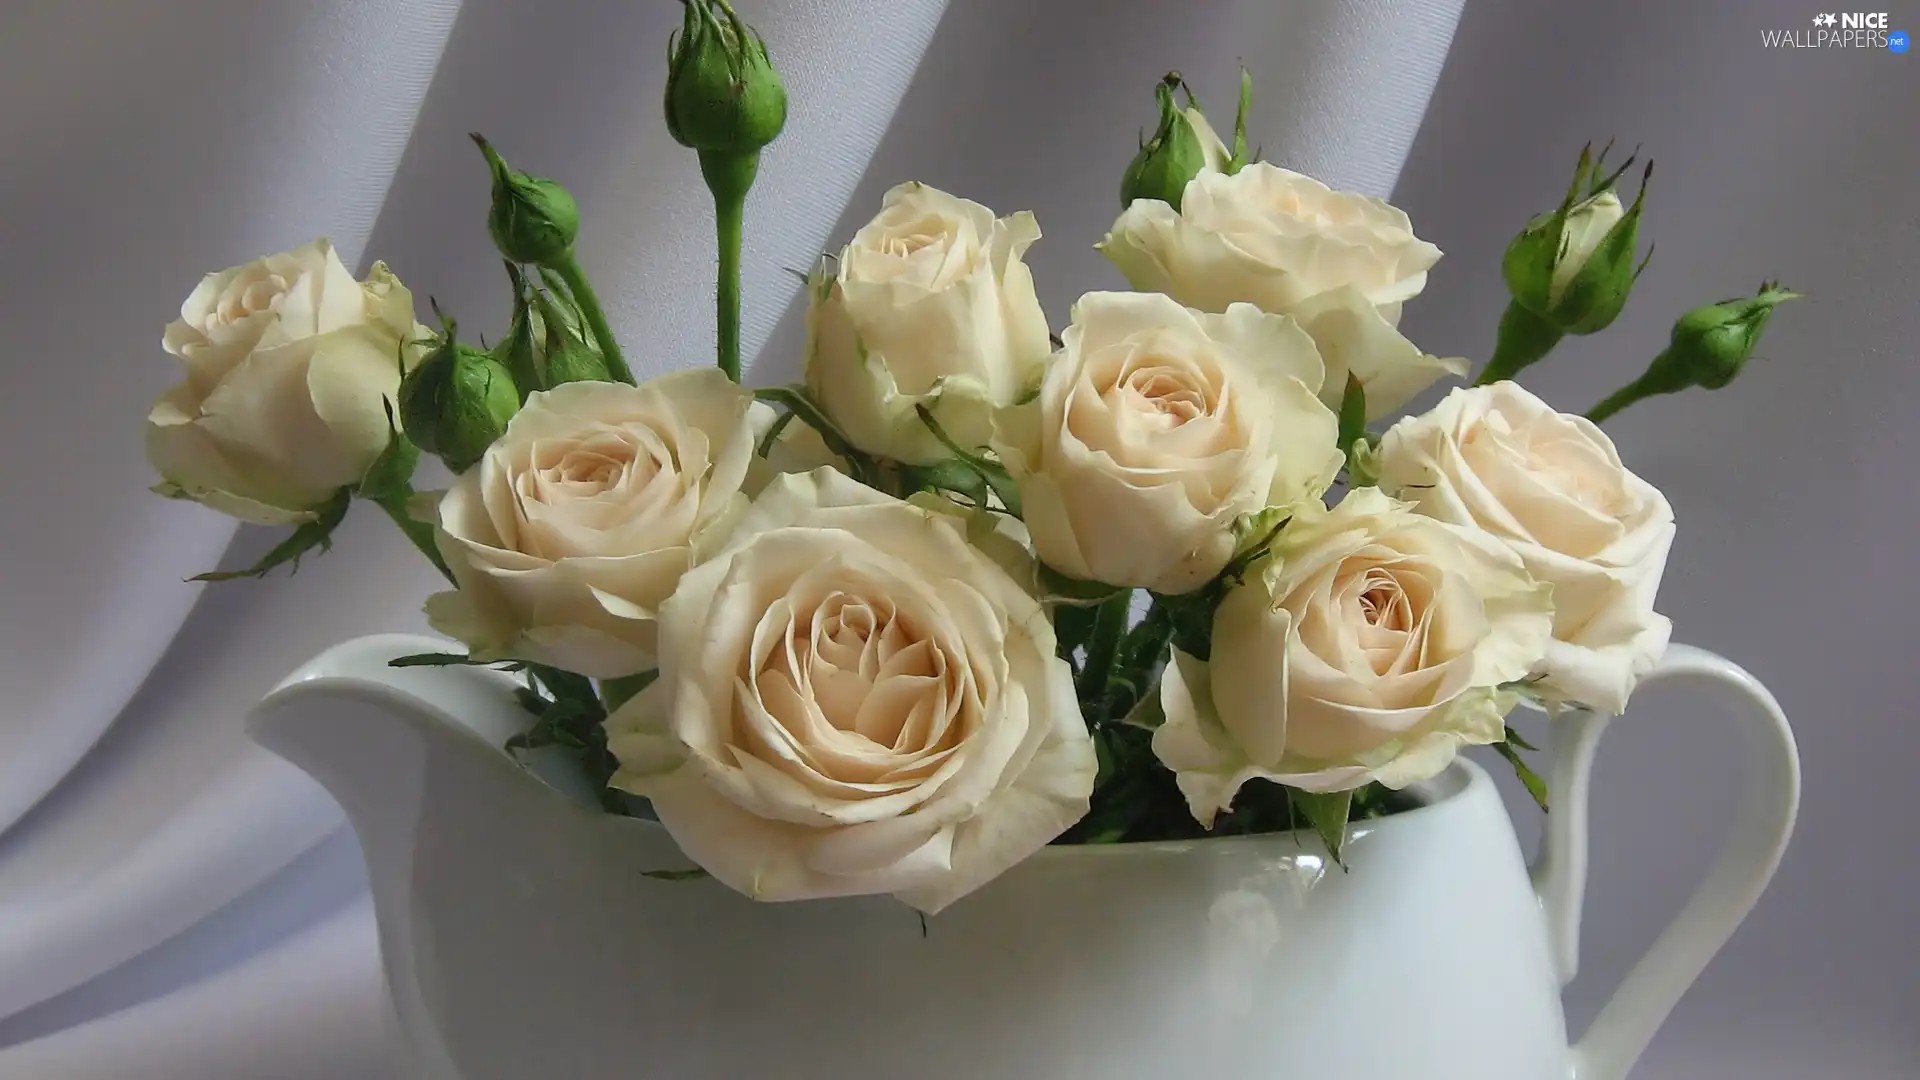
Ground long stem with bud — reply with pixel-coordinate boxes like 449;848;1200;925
553;254;633;385
701;150;757;383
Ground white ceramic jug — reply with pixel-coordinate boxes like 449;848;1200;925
250;634;1798;1080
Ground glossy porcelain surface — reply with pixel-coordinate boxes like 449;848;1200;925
250;635;1798;1080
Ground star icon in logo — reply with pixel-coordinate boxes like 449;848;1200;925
1812;12;1837;25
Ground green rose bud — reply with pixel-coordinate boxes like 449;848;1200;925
472;134;579;268
1656;283;1802;390
399;319;521;473
664;0;787;157
1120;73;1212;211
1586;282;1801;423
1503;143;1652;335
531;285;611;387
492;262;543;402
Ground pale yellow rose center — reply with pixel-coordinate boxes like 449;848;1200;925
214;270;292;327
851;208;979;291
508;421;701;560
1462;405;1634;557
746;582;978;794
1322;556;1440;681
1074;330;1241;475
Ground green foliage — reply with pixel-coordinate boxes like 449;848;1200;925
188;489;350;582
1287;788;1353;863
910;404;1022;517
753;385;879;485
1494;733;1551;811
1336;372;1368;460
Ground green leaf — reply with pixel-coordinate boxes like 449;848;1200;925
525;663;600;709
1119;686;1166;732
911;403;1024;517
356;399;420;504
1053;600;1097;662
905;460;988;507
641;867;709;881
976;462;1023;518
1494;738;1551;811
189;490;351;582
1287;787;1353;863
1038;564;1127;607
1159;593;1217;661
598;670;658;712
753;385;877;485
1503;725;1540;752
1336;372;1368;457
388;652;525;670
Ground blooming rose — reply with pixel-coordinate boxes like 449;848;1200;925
605;468;1095;914
1288;286;1468;420
804;182;1051;465
1099;165;1460;416
424;371;759;679
1153;487;1552;825
1376;382;1674;713
146;240;426;524
1099;163;1443;316
994;291;1341;594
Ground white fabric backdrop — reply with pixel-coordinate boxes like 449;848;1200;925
0;0;1912;1076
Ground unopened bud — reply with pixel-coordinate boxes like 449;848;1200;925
399;317;520;473
664;0;787;157
472;134;579;268
1656;283;1802;390
1120;74;1217;210
1504;142;1651;335
532;286;611;387
492;262;543;401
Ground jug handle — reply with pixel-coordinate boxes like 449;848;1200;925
1528;643;1800;1080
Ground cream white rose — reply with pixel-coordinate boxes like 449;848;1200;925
995;291;1341;593
1153;487;1552;824
1100;165;1461;416
1100;163;1443;315
1376;382;1674;713
146;240;426;525
804;182;1051;465
424;371;759;679
1288;286;1468;419
606;468;1095;914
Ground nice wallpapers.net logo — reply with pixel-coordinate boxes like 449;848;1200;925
1761;11;1908;49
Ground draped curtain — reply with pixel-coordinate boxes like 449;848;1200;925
0;0;1911;1075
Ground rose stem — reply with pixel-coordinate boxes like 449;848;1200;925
700;149;758;384
554;254;634;385
370;493;454;584
1475;300;1564;386
1076;590;1134;713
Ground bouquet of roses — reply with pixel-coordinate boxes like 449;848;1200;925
144;2;1795;915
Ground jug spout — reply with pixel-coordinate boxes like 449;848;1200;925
247;633;598;832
